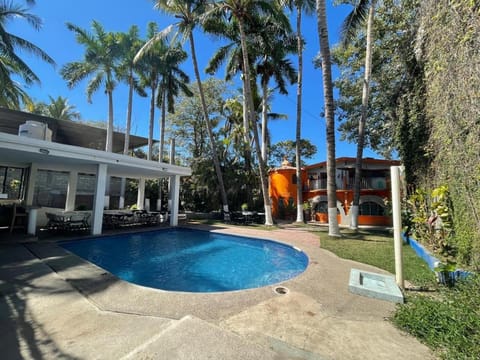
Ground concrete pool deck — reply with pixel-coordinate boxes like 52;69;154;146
0;223;435;359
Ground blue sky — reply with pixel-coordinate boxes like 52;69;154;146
10;0;381;164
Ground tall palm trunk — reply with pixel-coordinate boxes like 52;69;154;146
350;2;375;230
316;0;340;236
120;72;135;209
124;72;134;155
238;19;273;226
295;8;304;223
242;73;253;178
159;90;167;162
106;90;114;152
188;32;230;219
261;81;268;162
148;82;156;161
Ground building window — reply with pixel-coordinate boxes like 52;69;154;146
33;170;69;208
359;201;386;216
292;174;297;185
0;166;27;200
75;173;96;210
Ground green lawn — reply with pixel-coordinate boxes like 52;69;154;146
317;229;436;287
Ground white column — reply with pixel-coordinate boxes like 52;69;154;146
170;175;180;226
65;170;78;211
104;176;111;210
91;164;107;235
391;166;404;289
25;163;38;206
119;177;126;209
137;178;145;210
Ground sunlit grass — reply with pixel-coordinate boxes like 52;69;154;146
317;229;436;287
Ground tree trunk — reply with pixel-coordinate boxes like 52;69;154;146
238;19;273;226
106;90;114;152
351;2;375;230
189;32;230;220
261;81;268;163
159;89;167;162
124;72;134;155
148;82;156;161
295;9;304;223
316;0;340;236
120;72;134;209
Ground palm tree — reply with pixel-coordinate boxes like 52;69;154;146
205;16;257;176
0;1;55;108
205;14;295;172
116;25;147;155
209;0;290;226
283;0;316;223
156;43;193;162
30;96;81;120
151;0;231;219
254;18;297;164
136;22;164;161
61;21;119;152
340;0;376;230
316;0;341;236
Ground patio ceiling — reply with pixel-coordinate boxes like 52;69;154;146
0;108;152;153
0;132;191;179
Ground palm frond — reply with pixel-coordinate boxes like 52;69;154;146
340;0;371;47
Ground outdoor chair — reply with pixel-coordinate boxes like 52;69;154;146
66;212;90;231
46;212;65;231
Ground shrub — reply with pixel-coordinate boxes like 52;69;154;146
406;186;456;261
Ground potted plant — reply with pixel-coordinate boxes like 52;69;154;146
434;261;457;287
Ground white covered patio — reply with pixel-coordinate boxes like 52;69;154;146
0;132;191;235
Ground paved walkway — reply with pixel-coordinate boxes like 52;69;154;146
0;224;436;359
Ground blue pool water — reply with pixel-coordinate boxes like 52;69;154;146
60;228;308;292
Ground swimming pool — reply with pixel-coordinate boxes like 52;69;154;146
60;228;308;293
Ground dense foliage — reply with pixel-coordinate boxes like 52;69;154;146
333;0;480;269
393;275;480;360
418;0;480;269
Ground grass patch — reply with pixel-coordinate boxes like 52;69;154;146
393;275;480;360
318;229;435;286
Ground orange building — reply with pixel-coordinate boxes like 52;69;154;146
268;157;401;226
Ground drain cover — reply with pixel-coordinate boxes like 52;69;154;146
274;286;289;295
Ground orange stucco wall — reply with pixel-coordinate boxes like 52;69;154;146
269;168;307;218
269;166;394;226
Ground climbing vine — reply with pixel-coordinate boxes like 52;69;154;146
415;0;480;268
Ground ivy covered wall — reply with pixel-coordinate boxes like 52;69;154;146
417;0;480;268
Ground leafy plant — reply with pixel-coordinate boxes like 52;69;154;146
434;260;457;287
405;186;456;260
285;197;296;216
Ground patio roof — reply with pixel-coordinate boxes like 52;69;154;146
0;132;190;179
0;108;152;153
